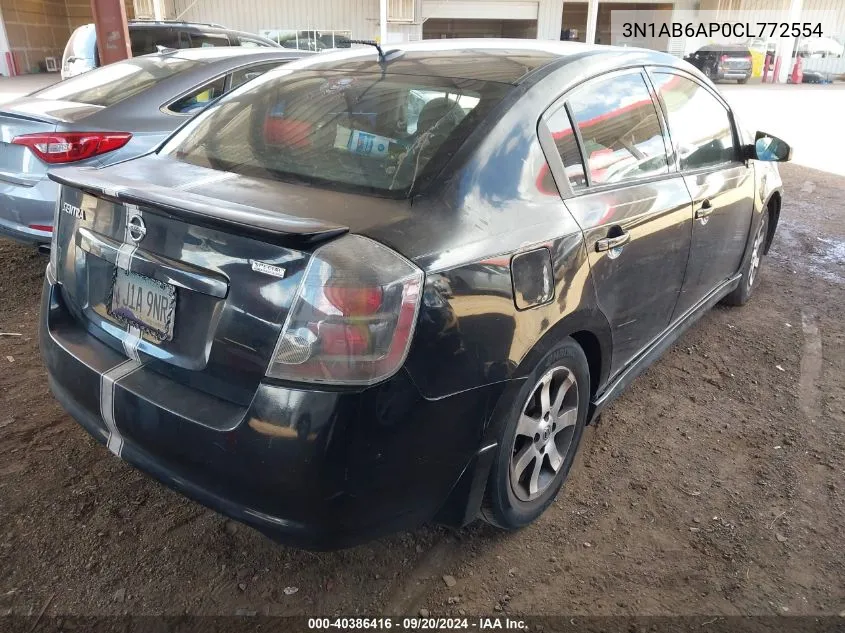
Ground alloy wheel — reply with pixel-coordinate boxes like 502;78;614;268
509;366;579;502
747;217;767;289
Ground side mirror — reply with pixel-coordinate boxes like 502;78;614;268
751;131;792;162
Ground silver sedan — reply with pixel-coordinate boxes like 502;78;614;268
0;47;309;244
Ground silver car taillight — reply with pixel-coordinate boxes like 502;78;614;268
266;234;423;386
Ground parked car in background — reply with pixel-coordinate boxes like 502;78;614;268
61;20;279;79
685;44;753;83
41;40;789;549
0;47;308;244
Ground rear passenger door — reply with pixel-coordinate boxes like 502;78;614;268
542;69;693;376
648;71;755;318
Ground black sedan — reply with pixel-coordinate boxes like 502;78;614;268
40;40;790;549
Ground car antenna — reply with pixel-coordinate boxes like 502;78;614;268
350;39;386;63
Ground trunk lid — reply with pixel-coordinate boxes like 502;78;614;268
0;98;103;185
48;156;411;405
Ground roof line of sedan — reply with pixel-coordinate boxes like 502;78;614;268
273;40;685;86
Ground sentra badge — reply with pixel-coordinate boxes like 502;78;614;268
61;201;84;220
251;260;286;279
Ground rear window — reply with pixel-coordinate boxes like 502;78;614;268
63;25;96;61
32;56;202;107
161;71;509;196
129;26;180;56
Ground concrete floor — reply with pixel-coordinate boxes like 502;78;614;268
0;73;60;105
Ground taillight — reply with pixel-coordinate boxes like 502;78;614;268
11;132;132;164
719;55;728;65
266;234;423;386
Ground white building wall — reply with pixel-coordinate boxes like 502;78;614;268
172;0;383;41
172;0;569;43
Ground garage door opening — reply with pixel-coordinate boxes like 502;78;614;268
423;19;538;40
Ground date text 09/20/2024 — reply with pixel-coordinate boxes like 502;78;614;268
307;617;528;630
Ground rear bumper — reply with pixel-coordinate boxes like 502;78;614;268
40;273;501;549
0;176;56;244
718;69;752;80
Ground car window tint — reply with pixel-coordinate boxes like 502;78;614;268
651;73;736;171
169;76;227;114
32;56;202;107
568;73;669;186
229;62;283;90
545;105;587;190
238;36;268;48
162;71;510;195
130;27;178;56
191;33;230;47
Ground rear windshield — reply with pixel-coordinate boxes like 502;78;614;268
32;56;202;107
63;25;96;61
161;70;509;196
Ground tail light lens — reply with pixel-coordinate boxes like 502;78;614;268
11;132;132;164
719;55;728;65
266;234;423;386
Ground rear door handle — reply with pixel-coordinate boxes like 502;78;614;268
596;230;631;252
695;199;713;219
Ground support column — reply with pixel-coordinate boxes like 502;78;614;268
90;0;131;65
537;0;564;40
585;0;600;44
380;0;389;44
775;0;802;83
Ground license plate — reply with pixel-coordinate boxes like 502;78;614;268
108;268;176;341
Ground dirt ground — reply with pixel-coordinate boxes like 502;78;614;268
0;163;843;619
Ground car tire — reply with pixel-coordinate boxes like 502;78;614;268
738;77;749;84
723;211;770;306
481;337;590;530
